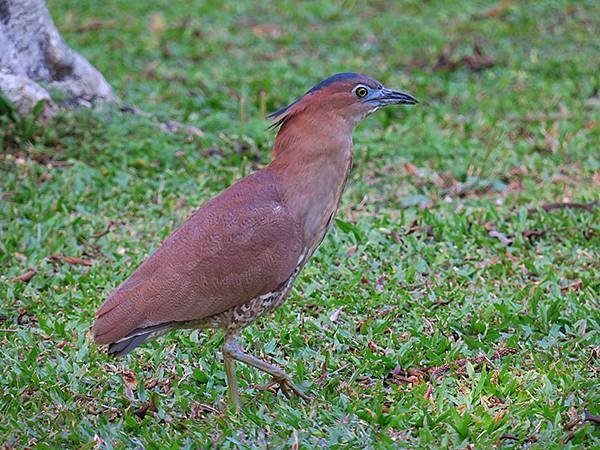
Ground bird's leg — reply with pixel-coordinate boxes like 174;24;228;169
222;344;241;412
222;338;310;402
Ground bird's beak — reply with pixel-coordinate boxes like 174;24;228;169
370;88;419;106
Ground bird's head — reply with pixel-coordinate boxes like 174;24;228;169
268;72;418;131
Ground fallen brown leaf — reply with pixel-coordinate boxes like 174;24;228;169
13;252;27;263
16;308;36;325
329;307;343;323
493;409;506;424
564;407;580;431
93;220;120;239
463;42;496;71
508;180;524;191
192;401;222;419
356;375;376;388
49;254;92;266
375;275;386;293
368;341;388;355
404;162;420;177
561;279;583;294
424;383;433;399
346;244;358;258
122;370;137;400
489;229;513;246
529;201;598;213
385;364;424;386
134;398;156;420
560;409;600;444
522;229;547;240
13;268;37;283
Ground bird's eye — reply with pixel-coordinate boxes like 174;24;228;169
355;86;368;98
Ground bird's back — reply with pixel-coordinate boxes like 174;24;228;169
93;169;303;346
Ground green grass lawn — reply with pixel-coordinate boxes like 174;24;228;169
1;0;599;447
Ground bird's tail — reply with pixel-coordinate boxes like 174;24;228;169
106;322;177;356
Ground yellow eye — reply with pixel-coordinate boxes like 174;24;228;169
355;86;368;98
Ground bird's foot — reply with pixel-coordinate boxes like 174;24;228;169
256;376;311;401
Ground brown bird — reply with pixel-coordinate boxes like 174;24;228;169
93;72;417;410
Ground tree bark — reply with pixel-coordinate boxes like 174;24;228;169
0;0;115;117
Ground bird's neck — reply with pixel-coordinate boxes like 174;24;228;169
267;117;354;254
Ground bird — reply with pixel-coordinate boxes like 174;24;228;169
93;72;418;410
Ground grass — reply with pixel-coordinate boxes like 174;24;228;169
1;0;599;447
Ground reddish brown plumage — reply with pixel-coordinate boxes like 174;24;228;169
94;170;303;345
92;73;417;407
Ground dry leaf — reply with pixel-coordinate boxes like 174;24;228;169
346;244;358;258
329;307;343;322
191;401;220;420
134;398;157;420
489;229;513;246
424;383;433;399
122;370;137;400
49;254;92;266
375;275;386;293
404;162;420;177
561;279;583;294
13;268;37;283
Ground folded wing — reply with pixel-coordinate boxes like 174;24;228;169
93;171;303;345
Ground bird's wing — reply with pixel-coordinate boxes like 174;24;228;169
93;170;303;345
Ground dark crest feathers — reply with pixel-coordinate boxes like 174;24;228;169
266;72;368;131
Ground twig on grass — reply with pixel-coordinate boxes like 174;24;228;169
49;254;93;266
92;220;121;239
528;202;597;213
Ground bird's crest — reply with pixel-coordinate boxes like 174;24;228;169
267;73;367;131
266;97;305;131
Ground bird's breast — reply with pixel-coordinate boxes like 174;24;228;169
300;154;353;260
267;136;354;263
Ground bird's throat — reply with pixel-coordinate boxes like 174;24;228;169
267;121;354;256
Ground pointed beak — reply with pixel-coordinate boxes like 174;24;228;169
369;88;419;107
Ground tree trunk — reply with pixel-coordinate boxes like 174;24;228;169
0;0;115;117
